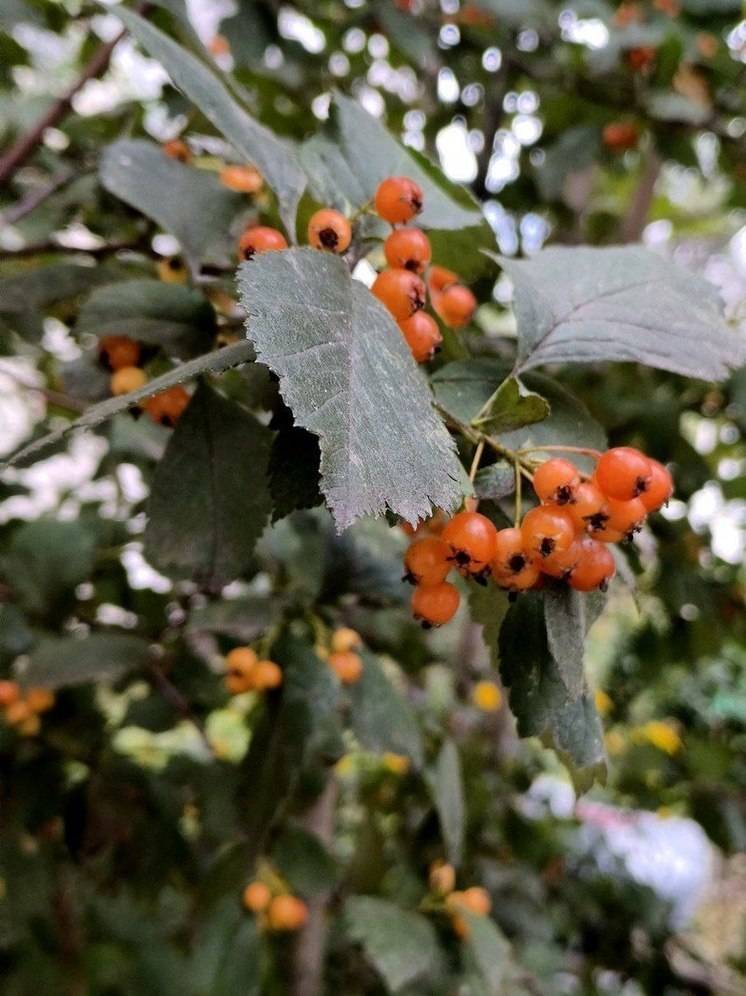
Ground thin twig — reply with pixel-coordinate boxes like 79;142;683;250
0;169;84;227
620;145;661;244
468;439;485;482
0;238;148;260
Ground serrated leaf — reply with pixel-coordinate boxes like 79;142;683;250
473;462;515;501
431;739;465;867
5;339;256;468
498;594;606;789
114;7;305;234
1;519;96;615
492;247;745;382
472;376;550;433
144;383;272;589
100;140;243;269
345;896;442;993
238;248;461;530
20;633;151;689
348;653;424;767
544;587;606;700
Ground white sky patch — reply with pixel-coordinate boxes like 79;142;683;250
436;121;477;184
437;67;459;104
278;7;326;54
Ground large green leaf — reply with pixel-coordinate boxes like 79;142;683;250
237;248;462;530
493;247;744;381
77;279;216;358
498;593;606;789
114;7;305;234
348;653;424;767
431;738;465;867
21;633;152;689
462;912;532;996
100;140;242;269
189;897;261;996
543;587;607;701
345;896;442;993
1;519;96;615
0;262;111;342
144;383;273;589
5;339;256;468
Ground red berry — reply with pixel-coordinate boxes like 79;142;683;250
372;268;426;321
568;481;608;533
384;227;431;273
411;581;460;627
399;312;442;363
375;176;423;224
520;505;575;560
99;335;141;371
307;208;352;253
595;447;652;501
602;122;639;152
403;536;451;586
441;511;499;578
533;458;581;505
603;497;647;537
569;537;616;592
163;139;191;163
237;226;288;261
639;460;673;512
434;283;476;328
144;385;190;427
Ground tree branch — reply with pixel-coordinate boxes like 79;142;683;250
0;169;84;227
619;147;661;244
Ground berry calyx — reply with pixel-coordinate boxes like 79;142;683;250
162;139;191;163
441;511;499;578
110;366;147;396
266;895;309;931
568;481;608;533
398;312;442;363
157;256;187;284
144;386;190;427
243;881;272;913
433;283;477;328
569;537;616;592
330;627;362;654
307;208;352;253
99;335;140;371
411;581;460;627
533;458;581;505
371;268;426;321
237;226;288;261
374;176;423;224
639;459;673;512
493;557;541;592
403;536;451;586
328;650;363;684
595;446;652;501
492;527;529;577
384;227;431;273
521;505;576;559
220;164;263;193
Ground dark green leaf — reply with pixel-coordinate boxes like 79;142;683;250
544;586;606;700
21;633;151;689
0;604;33;661
273;826;339;897
472;376;550;433
473;462;515;501
189;897;261;996
186;596;277;642
269;425;323;521
468;583;510;674
462;912;531;996
1;519;96;615
145;383;272;589
348;652;424;767
534;126;601;204
431;738;465;867
238;248;462;530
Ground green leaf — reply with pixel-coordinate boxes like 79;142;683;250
498;594;606;789
0;604;33;662
473;462;515;501
1;519;96;615
348;653;424;767
543;587;606;701
268;425;323;521
21;633;152;689
462;912;531;996
431;739;465;867
237;248;462;530
472;376;550;433
345;896;442;993
114;7;305;234
100;140;243;269
374;0;437;69
77;279;216;358
492;247;745;382
272;825;339;897
5;339;256;468
186;596;277;642
0;263;110;342
144;383;272;589
468;583;510;674
471;0;554;27
534;126;601;204
190;897;261;996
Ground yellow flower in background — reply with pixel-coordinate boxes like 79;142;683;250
472;680;502;712
594;689;613;716
605;728;626;756
335;754;355;777
632;720;682;755
382;752;410;776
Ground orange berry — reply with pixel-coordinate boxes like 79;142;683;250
521;506;576;560
398;311;442;363
627;46;656;72
25;688;54;714
427;265;459;293
567;481;608;533
99;335;140;371
331;627;362;653
446;886;491;917
307;208;352;253
0;680;21;708
403;536;451;586
595;447;652;501
144;386;190;427
569;537;616;592
237;225;287;261
639;460;673;513
110;366;147;396
429;860;456;896
220;164;263;193
374;176;423;224
442;511;499;578
225;647;257;695
162;139;191;163
602;122;640;152
540;540;581;580
328;651;363;684
411;581;460;627
434;283;476;328
384;227;431;273
371;268;426;321
243;881;272;913
4;699;34;727
492;527;530;577
208;34;231;56
603;497;647;537
252;660;283;691
266;895;308;931
532;458;581;506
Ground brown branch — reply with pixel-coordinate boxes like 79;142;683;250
619;146;661;244
0;3;152;189
0;169;84;226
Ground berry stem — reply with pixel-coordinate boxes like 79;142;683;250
468;439;485;483
515;444;603;459
513;459;523;527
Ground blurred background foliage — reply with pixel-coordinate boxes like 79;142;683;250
1;1;746;994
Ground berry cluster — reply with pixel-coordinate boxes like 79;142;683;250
0;680;54;737
224;647;283;694
402;447;673;628
242;879;308;932
322;626;364;685
427;860;492;940
100;334;191;426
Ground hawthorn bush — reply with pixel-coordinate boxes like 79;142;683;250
1;1;745;994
